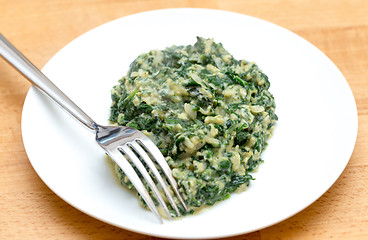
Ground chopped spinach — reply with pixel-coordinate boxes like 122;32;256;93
109;37;277;217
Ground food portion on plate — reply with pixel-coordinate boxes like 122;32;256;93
109;37;277;217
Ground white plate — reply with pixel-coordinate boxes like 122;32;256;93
21;8;358;239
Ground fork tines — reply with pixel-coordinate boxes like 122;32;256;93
111;136;187;223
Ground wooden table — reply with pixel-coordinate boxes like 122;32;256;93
1;0;367;239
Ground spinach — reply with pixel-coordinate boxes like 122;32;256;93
226;68;250;88
235;131;250;145
192;172;253;206
219;160;231;170
109;37;277;217
164;118;192;128
127;115;158;130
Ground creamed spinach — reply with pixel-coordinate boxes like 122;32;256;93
109;37;277;217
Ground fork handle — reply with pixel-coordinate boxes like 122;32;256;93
0;33;98;131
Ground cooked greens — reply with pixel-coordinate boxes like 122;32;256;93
110;37;277;217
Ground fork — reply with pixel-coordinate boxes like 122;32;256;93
0;33;187;223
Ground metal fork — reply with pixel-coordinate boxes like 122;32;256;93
0;33;187;223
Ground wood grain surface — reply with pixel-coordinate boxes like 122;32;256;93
1;0;367;239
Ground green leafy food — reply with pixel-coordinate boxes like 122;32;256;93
109;37;277;217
